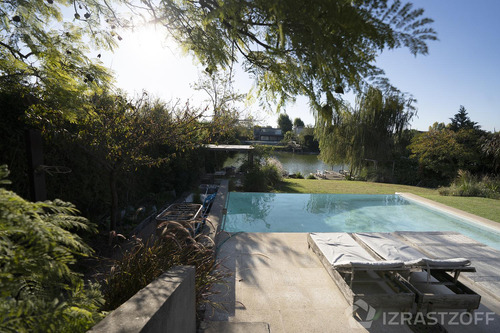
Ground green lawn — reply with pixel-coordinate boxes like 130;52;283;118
276;179;500;223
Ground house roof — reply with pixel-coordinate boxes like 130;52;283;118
205;144;254;152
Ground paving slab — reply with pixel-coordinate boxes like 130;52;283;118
201;321;270;333
205;232;500;333
396;231;500;305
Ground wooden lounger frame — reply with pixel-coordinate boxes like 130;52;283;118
351;233;481;313
405;269;481;313
307;234;415;311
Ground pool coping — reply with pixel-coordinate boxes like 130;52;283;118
396;192;500;233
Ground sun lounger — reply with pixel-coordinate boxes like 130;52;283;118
353;232;481;312
308;233;414;311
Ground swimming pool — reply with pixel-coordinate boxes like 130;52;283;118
223;192;500;250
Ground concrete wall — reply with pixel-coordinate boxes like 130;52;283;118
89;266;195;333
208;179;228;243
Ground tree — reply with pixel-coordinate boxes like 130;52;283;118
277;113;293;133
281;130;297;148
0;0;125;118
449;106;480;132
430;122;446;131
140;0;436;116
317;87;415;176
35;92;212;233
193;70;245;143
409;126;485;181
0;165;104;332
298;126;319;152
293;118;305;128
409;129;464;181
482;132;500;173
193;70;245;119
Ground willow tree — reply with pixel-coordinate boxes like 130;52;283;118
139;0;436;117
317;87;416;176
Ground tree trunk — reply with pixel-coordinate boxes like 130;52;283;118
109;169;118;232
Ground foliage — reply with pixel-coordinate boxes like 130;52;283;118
409;123;486;183
482;132;500;173
141;0;436;114
31;92;215;232
102;222;230;322
193;70;245;117
293;118;305;128
449;106;480;132
439;170;500;199
289;171;304;179
409;128;463;181
243;157;284;192
0;84;34;197
237;145;272;173
297;126;320;152
317;87;415;178
0;165;104;332
193;69;247;144
0;0;127;119
280;130;297;147
265;157;287;177
277;113;293;134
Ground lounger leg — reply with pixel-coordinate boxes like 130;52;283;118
453;270;460;284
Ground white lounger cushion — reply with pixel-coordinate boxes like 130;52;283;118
421;258;470;267
355;233;470;267
310;233;404;269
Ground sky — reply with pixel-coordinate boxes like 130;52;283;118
103;0;500;131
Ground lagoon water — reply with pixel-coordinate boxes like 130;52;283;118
223;151;343;175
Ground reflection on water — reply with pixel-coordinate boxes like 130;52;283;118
226;192;276;230
224;192;500;250
223;152;343;175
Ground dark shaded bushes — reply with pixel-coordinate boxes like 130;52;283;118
102;221;229;322
439;170;500;199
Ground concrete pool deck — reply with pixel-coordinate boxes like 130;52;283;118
204;232;500;332
202;182;500;332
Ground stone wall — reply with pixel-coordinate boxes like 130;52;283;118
89;266;195;333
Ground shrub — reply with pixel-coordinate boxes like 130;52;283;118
265;157;287;177
288;171;304;179
243;158;284;192
307;174;316;179
0;165;104;332
439;170;500;199
243;167;267;192
102;220;230;322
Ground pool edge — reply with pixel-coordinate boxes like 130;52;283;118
396;192;500;233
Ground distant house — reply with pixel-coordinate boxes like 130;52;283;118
293;125;304;135
253;127;284;142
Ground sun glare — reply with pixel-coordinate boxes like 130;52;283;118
107;24;200;102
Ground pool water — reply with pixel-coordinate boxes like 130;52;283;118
223;193;500;250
